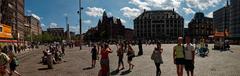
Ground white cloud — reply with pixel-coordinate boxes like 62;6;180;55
207;12;213;18
120;19;126;24
83;20;91;24
107;12;113;17
184;20;190;28
120;7;141;19
70;25;79;33
49;22;58;28
64;13;68;16
41;24;46;27
31;14;41;20
183;7;195;14
145;0;181;10
129;0;151;10
85;7;105;17
185;0;223;10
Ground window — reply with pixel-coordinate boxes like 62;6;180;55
0;27;2;32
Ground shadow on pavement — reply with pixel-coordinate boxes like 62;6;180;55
38;67;52;70
82;66;94;70
110;69;120;75
120;70;131;75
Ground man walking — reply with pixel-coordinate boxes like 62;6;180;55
184;36;195;76
137;40;143;56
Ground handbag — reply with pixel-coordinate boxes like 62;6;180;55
13;57;19;66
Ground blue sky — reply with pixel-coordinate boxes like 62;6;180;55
25;0;227;34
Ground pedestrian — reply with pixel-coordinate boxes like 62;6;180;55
126;44;135;71
91;45;98;68
151;42;163;76
7;51;21;76
98;44;112;76
184;36;195;76
173;37;185;76
137;40;143;56
0;46;10;76
61;44;65;55
116;43;125;70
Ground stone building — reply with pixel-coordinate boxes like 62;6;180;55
134;9;184;41
188;12;214;40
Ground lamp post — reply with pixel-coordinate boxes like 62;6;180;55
78;0;83;50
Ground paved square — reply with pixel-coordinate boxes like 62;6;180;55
17;44;240;76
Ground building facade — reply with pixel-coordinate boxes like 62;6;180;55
47;28;64;38
213;1;230;32
230;0;240;39
96;11;125;40
84;11;134;41
134;9;184;41
188;12;214;40
25;16;42;36
124;28;134;40
0;0;25;39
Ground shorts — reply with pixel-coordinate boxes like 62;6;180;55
92;55;97;60
184;60;194;71
175;58;185;65
128;56;133;62
10;62;17;71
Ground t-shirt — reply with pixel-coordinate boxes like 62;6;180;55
151;48;163;63
0;53;10;65
184;44;194;60
174;45;184;58
91;48;97;56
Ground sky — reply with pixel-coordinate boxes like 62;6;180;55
25;0;227;34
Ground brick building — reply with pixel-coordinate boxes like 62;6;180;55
188;12;214;40
0;0;25;39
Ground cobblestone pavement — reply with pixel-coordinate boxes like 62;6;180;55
16;44;240;76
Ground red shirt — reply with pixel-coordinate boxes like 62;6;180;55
101;48;111;59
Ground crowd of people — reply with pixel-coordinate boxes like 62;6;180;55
42;43;66;69
87;35;198;76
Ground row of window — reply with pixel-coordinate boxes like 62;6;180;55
136;24;182;28
137;33;180;37
135;20;183;24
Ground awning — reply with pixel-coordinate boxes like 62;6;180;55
214;32;224;37
0;40;18;43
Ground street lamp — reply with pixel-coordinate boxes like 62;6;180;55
78;0;84;50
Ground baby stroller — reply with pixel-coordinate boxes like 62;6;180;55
196;44;209;57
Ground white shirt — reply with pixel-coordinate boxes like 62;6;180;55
184;44;194;60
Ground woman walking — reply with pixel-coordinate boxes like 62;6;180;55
116;43;125;70
98;44;112;76
8;51;21;76
151;43;163;76
173;37;185;76
126;44;135;71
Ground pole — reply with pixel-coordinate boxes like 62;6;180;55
79;0;82;50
